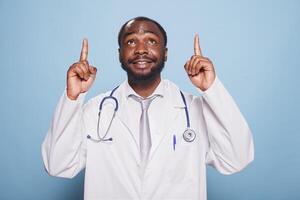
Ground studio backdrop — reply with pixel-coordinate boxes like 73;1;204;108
0;0;299;199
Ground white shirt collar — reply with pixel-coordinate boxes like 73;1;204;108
124;80;165;99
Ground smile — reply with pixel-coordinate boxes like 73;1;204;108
135;61;149;65
132;62;152;69
132;59;153;64
130;58;154;69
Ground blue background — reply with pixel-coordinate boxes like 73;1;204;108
1;0;299;199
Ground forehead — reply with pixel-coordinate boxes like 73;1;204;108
122;20;164;39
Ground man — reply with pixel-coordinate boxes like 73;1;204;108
42;16;254;200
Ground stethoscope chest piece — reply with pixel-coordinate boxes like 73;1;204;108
183;128;196;142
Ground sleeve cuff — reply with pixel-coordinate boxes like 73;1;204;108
64;89;87;105
196;76;220;95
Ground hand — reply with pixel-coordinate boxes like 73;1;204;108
67;39;97;100
184;34;216;91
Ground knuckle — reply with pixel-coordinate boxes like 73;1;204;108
80;65;88;72
184;61;189;67
70;62;78;69
74;62;82;68
79;63;88;71
83;60;89;66
75;65;83;72
75;67;83;74
195;56;202;60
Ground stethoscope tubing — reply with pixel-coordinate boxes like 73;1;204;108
180;91;190;128
88;86;195;143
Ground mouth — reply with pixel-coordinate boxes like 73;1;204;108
130;57;154;69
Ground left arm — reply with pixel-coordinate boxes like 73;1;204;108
200;77;254;174
184;34;254;174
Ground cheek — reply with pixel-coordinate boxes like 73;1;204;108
149;46;162;55
151;47;166;60
120;49;130;61
123;47;134;55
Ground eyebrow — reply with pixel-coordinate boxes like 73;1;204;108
123;30;159;38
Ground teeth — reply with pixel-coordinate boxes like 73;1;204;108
137;61;146;64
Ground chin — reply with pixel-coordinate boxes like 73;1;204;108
121;62;165;83
128;71;157;83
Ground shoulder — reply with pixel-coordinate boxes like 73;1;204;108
83;82;126;112
162;79;202;104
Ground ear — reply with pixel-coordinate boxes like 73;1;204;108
118;48;121;62
164;48;168;61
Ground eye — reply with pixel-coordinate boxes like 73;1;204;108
126;39;135;45
148;39;157;45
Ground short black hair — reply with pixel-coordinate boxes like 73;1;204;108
118;16;167;47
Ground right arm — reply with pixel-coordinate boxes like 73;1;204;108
41;92;87;178
41;39;97;178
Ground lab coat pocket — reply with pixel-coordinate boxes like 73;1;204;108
168;132;198;176
164;133;198;197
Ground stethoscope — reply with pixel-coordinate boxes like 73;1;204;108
87;86;196;143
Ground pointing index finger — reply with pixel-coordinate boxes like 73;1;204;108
194;34;202;56
80;38;88;61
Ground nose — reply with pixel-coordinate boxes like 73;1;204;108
134;42;148;55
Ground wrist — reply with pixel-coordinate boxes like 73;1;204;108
195;75;216;92
67;94;79;101
66;89;80;101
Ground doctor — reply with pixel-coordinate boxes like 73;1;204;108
42;16;254;200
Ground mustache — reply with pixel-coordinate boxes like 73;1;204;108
128;55;157;64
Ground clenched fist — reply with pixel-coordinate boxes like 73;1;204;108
67;39;97;100
184;34;216;91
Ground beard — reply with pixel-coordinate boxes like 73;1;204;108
121;59;165;84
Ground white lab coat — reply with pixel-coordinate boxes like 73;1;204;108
42;77;254;200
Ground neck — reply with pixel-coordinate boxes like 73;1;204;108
128;75;161;98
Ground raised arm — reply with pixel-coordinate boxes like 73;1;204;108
184;35;254;174
41;39;97;178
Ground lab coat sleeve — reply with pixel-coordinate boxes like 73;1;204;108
41;91;87;178
200;77;254;174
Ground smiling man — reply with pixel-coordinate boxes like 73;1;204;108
42;16;254;200
119;18;167;88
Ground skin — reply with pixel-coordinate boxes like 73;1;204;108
118;20;168;97
184;34;216;91
66;20;216;100
67;39;97;100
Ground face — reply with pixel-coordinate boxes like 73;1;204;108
119;20;168;82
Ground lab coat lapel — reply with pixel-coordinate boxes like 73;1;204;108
148;85;185;163
116;102;139;150
114;84;140;151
